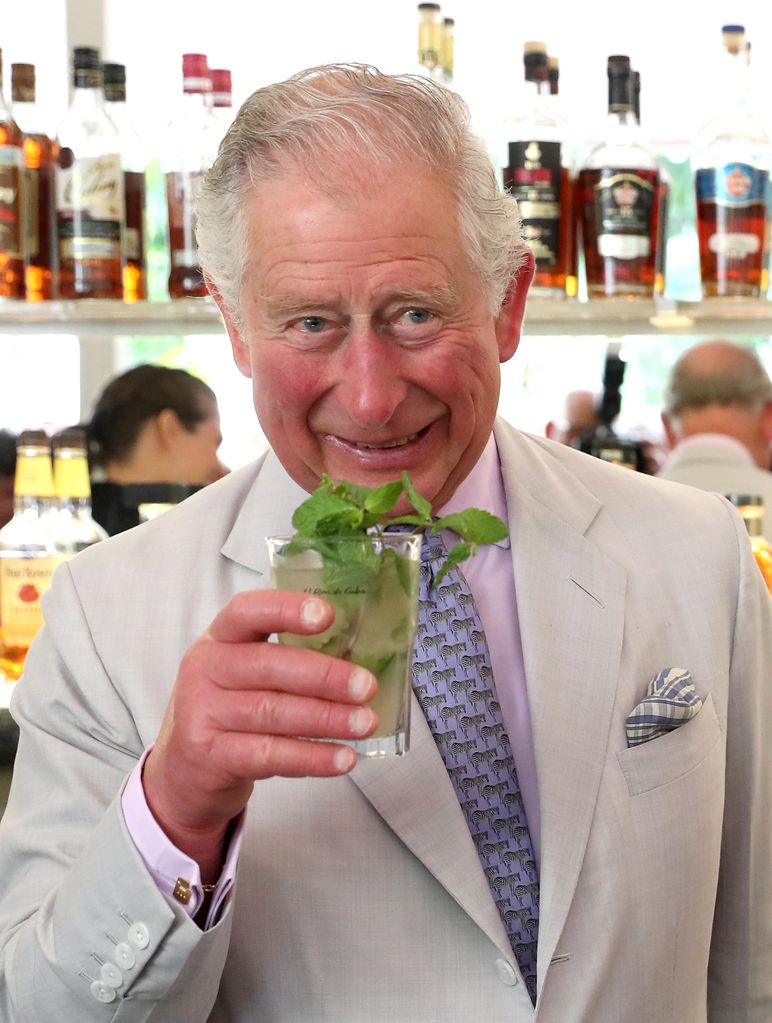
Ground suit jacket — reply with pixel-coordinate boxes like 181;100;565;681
0;419;770;1022
658;435;772;513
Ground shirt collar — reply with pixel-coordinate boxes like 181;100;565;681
672;433;755;465
435;433;511;549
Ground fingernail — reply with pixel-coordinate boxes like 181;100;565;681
348;666;375;701
334;747;357;773
301;598;327;627
349;707;375;736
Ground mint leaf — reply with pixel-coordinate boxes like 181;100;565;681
434;541;471;587
364;480;404;516
292;490;363;534
433;508;509;547
402;471;432;520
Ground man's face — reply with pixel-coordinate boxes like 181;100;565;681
224;165;530;509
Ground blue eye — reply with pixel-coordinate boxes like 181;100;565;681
301;316;327;333
404;308;431;324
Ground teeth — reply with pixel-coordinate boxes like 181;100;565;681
353;433;418;450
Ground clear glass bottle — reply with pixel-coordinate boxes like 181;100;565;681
631;68;670;297
0;431;60;682
576;55;660;299
441;18;454;86
12;62;59;302
103;63;147;303
694;25;770;298
162;53;221;299
503;42;573;298
52;428;107;555
417;3;443;81
0;49;26;300
56;46;124;299
726;493;772;594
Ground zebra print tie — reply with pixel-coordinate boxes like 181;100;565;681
412;534;539;1003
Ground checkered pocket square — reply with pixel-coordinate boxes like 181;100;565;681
625;667;703;748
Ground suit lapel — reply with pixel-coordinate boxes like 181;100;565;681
497;424;626;973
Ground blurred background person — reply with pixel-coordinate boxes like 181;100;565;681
658;340;772;507
86;364;227;535
544;389;598;447
0;431;16;530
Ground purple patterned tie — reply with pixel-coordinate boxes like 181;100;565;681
412;535;539;1002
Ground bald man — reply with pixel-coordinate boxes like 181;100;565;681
658;340;772;508
545;390;598;447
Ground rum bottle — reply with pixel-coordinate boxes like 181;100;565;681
52;428;107;554
694;25;770;298
576;55;660;298
0;50;25;300
417;3;443;81
503;42;573;298
56;47;124;299
162;53;221;299
726;494;772;594
211;68;234;135
103;62;147;302
631;68;670;296
11;62;58;302
0;431;60;681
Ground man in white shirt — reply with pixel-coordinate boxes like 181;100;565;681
658;340;772;510
0;65;770;1023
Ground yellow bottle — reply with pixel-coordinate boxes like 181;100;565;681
726;493;772;595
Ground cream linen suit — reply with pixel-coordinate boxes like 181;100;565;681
0;419;770;1022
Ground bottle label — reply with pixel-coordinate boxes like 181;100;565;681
124;226;141;261
508;140;562;265
14;455;55;499
56;153;123;259
593;169;657;259
0;145;24;259
1;556;59;649
54;457;91;501
695;163;768;207
166;170;204;268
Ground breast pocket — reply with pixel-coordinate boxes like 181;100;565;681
616;693;722;796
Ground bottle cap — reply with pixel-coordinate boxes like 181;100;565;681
417;3;441;10
721;25;745;55
211;67;232;107
11;63;35;103
18;429;50;450
182;52;210;94
523;40;547;55
103;62;126;86
443;16;454;25
52;428;87;452
607;55;632;111
73;46;101;71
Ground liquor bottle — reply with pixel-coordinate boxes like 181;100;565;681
726;494;772;594
162;53;221;299
576;55;660;299
52;428;107;554
441;18;455;86
417;3;443;81
694;25;770;298
503;42;573;298
0;50;25;300
631;68;670;297
0;431;59;681
211;68;233;134
548;56;559;97
56;47;124;299
11;62;59;302
103;63;147;303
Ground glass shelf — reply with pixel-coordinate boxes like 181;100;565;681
1;296;772;337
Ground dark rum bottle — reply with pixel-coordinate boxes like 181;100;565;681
0;50;25;300
576;55;660;299
694;25;770;298
163;53;221;299
103;63;147;302
11;63;58;301
503;43;573;298
55;47;124;299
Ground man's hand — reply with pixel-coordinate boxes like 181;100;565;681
142;590;378;879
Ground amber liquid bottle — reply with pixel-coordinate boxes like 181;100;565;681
104;63;147;302
694;25;770;298
0;50;26;300
726;494;772;594
163;53;221;298
576;55;660;298
56;47;124;300
11;63;58;301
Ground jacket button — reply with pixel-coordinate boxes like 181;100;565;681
90;980;116;1003
114;942;136;969
100;962;123;988
495;958;519;986
128;922;150;949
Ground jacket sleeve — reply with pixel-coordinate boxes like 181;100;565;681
708;497;772;1022
0;560;233;1022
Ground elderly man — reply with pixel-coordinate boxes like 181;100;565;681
659;340;772;507
0;66;770;1023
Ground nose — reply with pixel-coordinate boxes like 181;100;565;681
336;328;408;429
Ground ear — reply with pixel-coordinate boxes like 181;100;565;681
494;248;535;363
207;276;252;379
545;420;557;440
661;411;678;451
154;408;184;448
761;402;772;444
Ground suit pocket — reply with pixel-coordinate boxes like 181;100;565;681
616;693;721;796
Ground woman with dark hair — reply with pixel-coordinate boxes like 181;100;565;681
87;364;225;534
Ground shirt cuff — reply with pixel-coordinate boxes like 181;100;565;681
121;747;244;929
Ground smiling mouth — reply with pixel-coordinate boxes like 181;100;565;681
347;432;420;450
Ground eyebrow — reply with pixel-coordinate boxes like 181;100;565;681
262;283;461;320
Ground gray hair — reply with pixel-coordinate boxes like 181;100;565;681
664;344;772;418
196;64;526;327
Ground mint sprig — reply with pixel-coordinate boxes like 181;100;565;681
288;472;508;588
